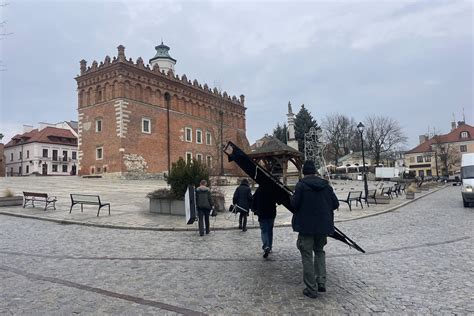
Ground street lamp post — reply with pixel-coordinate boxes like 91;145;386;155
357;122;369;199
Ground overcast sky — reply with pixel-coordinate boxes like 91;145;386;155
1;0;472;149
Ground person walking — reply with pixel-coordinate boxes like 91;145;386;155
291;160;339;299
252;184;278;258
232;178;253;231
195;179;213;236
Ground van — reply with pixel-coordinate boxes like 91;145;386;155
461;153;474;207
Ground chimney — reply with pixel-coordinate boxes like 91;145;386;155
80;60;87;74
419;134;428;144
451;121;456;131
23;125;34;133
117;45;126;62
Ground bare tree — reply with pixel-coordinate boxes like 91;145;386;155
322;114;356;165
432;136;461;176
364;115;407;166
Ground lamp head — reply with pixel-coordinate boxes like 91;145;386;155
357;122;365;133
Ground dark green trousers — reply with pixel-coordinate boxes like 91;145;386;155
297;233;327;294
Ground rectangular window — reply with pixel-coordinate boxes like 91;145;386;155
196;153;203;163
42;149;48;158
426;170;432;176
52;164;58;172
142;118;151;134
206;132;212;145
424;156;431;162
461;131;468;138
63;150;68;161
10;153;13;161
72;151;77;160
460;145;467;152
418;170;424;177
185;152;192;164
206;156;212;169
62;165;68;173
52;150;58;161
96;147;103;160
185;127;192;142
26;165;29;174
196;129;202;144
416;156;423;163
96;119;102;132
26;150;30;159
19;151;22;160
19;166;22;175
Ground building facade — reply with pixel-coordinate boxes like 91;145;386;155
4;122;78;176
0;143;5;177
76;44;249;177
405;121;474;177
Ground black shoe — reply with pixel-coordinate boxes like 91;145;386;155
205;231;210;235
199;233;204;236
263;247;270;258
238;226;242;229
303;288;318;299
242;228;247;232
317;284;326;292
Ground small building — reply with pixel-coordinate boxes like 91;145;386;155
250;134;302;184
405;121;474;177
4;122;78;176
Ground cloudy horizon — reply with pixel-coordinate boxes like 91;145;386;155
1;0;472;150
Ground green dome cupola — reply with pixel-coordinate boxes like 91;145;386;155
149;41;177;74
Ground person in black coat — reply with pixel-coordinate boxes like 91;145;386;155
252;184;278;258
195;179;214;236
232;178;253;231
291;160;339;299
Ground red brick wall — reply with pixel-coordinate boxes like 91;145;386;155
76;57;249;177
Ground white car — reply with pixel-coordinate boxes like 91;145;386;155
461;153;474;207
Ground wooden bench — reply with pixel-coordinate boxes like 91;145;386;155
23;191;57;211
362;189;377;206
69;194;110;216
338;191;363;211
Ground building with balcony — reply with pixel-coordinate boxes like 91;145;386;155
405;121;474;177
4;122;78;176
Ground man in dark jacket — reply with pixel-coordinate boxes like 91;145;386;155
291;160;339;299
232;178;253;231
252;184;278;258
195;179;214;236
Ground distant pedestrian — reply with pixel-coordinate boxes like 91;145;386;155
291;160;339;299
195;179;213;236
252;184;278;258
232;178;253;231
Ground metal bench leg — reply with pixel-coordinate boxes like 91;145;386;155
97;206;101;217
81;204;83;212
108;205;110;216
69;204;74;213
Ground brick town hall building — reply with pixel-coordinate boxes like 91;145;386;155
76;43;249;177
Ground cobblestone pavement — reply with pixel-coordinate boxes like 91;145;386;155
1;185;472;314
0;177;443;230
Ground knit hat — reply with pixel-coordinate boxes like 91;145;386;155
302;160;316;175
